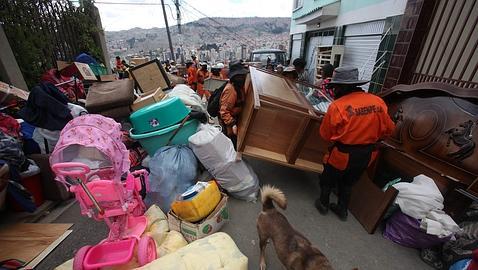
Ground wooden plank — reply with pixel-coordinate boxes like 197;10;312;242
285;117;313;164
349;174;398;234
0;223;72;263
243;146;323;173
23;230;73;269
237;83;257;152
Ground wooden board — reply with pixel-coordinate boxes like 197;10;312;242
349;174;398;234
130;59;171;92
0;223;72;263
24;230;72;269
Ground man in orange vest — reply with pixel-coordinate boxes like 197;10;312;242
315;67;395;221
186;61;197;90
196;62;210;98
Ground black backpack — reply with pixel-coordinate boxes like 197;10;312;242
207;82;228;117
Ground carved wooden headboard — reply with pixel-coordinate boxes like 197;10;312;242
380;82;478;194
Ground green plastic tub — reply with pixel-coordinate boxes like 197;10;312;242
130;119;199;156
130;97;190;134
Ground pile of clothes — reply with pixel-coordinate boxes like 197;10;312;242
382;174;478;269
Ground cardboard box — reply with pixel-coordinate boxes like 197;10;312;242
130;87;166;111
203;78;227;91
60;62;98;81
168;193;229;243
130;57;148;66
99;74;116;82
0;81;29;105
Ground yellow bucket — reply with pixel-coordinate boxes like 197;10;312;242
171;181;221;222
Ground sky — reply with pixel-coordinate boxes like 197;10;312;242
96;0;293;31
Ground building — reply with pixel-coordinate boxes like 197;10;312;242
289;0;407;90
289;0;478;92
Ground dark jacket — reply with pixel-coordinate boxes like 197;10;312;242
19;82;72;130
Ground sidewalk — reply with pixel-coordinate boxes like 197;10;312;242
37;158;431;270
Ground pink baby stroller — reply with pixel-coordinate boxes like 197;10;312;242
50;114;157;270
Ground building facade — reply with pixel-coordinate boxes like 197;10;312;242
289;0;478;92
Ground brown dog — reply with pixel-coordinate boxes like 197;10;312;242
257;185;333;270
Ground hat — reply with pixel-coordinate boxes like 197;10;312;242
216;63;225;69
328;66;368;85
228;61;248;79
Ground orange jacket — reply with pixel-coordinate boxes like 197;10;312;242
320;91;395;170
220;83;244;136
196;69;210;97
187;66;197;86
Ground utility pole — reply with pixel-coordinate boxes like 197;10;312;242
175;0;184;64
161;0;175;62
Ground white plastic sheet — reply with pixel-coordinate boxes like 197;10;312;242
166;84;206;113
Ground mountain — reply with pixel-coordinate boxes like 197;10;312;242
105;17;291;60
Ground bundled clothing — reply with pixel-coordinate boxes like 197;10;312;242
19;83;72;130
41;69;85;102
0;113;20;139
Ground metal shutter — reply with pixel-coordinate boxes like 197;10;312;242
291;40;302;61
342;35;382;88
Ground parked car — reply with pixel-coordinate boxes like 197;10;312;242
248;49;286;68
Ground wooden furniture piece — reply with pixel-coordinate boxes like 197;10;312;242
130;59;171;92
379;82;478;216
237;67;330;173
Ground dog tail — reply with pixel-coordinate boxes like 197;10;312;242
261;185;287;211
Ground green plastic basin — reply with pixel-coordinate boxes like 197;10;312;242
129;96;190;134
130;119;199;156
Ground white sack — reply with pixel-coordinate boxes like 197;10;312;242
189;124;259;201
167;84;205;112
420;209;461;237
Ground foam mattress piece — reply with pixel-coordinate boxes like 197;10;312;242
86;80;134;112
137;232;248;270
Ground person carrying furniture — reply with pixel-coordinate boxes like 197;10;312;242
219;61;249;148
315;66;395;221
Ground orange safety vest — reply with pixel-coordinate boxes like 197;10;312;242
196;69;210;98
319;91;395;170
187;66;197;89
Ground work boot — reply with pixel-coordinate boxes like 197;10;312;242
315;199;329;215
330;203;348;221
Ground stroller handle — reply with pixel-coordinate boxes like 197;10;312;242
52;162;91;181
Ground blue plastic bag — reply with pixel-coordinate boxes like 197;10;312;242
145;145;198;212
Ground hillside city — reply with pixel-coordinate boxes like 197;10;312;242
106;17;290;65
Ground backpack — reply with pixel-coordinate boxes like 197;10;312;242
207;82;228;117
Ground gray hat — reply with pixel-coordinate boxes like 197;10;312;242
328;66;368;85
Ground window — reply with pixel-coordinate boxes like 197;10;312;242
293;0;304;10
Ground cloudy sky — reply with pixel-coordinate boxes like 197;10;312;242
96;0;293;31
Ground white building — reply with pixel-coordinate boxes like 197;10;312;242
289;0;407;90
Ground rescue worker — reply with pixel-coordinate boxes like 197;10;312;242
196;62;210;98
219;61;249;148
210;64;226;80
315;67;395;221
186;61;197;90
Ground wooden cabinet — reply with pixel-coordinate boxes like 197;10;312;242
237;67;331;173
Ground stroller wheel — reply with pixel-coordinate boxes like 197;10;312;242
137;235;157;266
73;245;91;270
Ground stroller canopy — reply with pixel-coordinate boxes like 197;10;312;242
50;114;130;180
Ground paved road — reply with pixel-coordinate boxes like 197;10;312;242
38;158;431;270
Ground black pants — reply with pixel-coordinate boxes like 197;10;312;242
319;143;375;210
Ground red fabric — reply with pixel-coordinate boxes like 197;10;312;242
0;113;20;138
41;69;85;102
468;249;478;270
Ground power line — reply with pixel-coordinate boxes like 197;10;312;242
179;3;256;46
180;0;256;46
180;5;246;46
